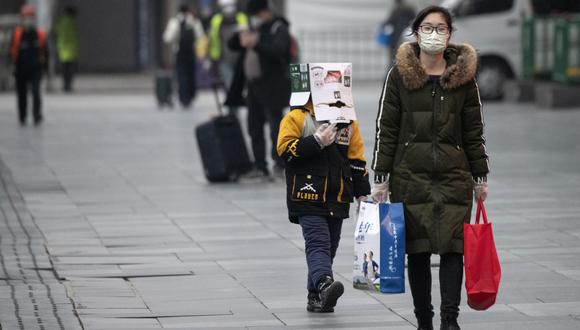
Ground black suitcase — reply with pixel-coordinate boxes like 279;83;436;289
195;84;252;182
155;70;173;108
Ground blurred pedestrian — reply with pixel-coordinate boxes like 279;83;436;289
208;0;248;97
10;4;48;126
163;5;206;109
371;6;489;330
277;97;371;313
228;0;291;180
55;5;79;93
380;0;416;60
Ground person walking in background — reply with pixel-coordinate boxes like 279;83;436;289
163;5;206;109
208;0;248;93
10;4;48;126
228;0;291;180
55;5;79;93
380;0;416;61
371;6;489;330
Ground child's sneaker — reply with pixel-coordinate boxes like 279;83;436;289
317;276;344;312
306;292;334;313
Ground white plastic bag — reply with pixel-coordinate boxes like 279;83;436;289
353;201;381;291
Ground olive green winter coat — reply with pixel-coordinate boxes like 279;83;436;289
372;42;489;255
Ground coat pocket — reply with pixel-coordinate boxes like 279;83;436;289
337;169;354;203
291;170;327;203
394;134;416;168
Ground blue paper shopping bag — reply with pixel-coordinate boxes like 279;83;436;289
379;202;406;293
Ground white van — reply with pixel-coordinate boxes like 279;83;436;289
440;0;580;99
442;0;532;99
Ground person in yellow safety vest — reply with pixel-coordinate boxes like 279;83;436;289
55;6;80;92
208;0;248;92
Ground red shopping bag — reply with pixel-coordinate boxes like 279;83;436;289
463;200;501;310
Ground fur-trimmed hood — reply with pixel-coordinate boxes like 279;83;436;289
395;42;478;91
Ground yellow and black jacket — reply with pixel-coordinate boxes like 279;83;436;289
277;104;371;223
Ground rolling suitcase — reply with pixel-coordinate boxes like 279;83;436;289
195;83;252;182
155;70;173;108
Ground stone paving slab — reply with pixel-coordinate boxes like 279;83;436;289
80;317;162;330
510;301;580;317
156;313;284;328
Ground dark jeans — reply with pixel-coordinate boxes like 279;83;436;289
408;253;463;320
299;215;343;294
15;71;42;124
176;54;196;107
246;86;284;171
62;61;77;92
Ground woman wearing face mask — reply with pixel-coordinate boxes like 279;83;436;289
371;6;489;330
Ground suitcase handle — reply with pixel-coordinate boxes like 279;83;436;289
211;75;226;116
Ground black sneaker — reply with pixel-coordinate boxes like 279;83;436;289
306;293;333;313
317;276;344;312
238;167;271;183
440;316;460;330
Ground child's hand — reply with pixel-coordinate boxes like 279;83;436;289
314;123;338;148
357;196;368;202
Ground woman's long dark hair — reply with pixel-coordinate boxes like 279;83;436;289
410;6;454;36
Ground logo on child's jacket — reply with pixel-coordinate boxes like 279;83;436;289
300;183;316;193
296;180;319;201
292;174;324;202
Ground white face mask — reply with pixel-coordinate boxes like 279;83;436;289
250;16;263;28
418;31;448;55
222;5;235;16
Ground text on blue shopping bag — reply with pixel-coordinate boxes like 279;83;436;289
379;203;406;293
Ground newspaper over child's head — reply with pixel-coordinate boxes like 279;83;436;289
289;63;356;123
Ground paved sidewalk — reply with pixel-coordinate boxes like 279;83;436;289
0;161;82;330
46;74;154;95
0;84;580;329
